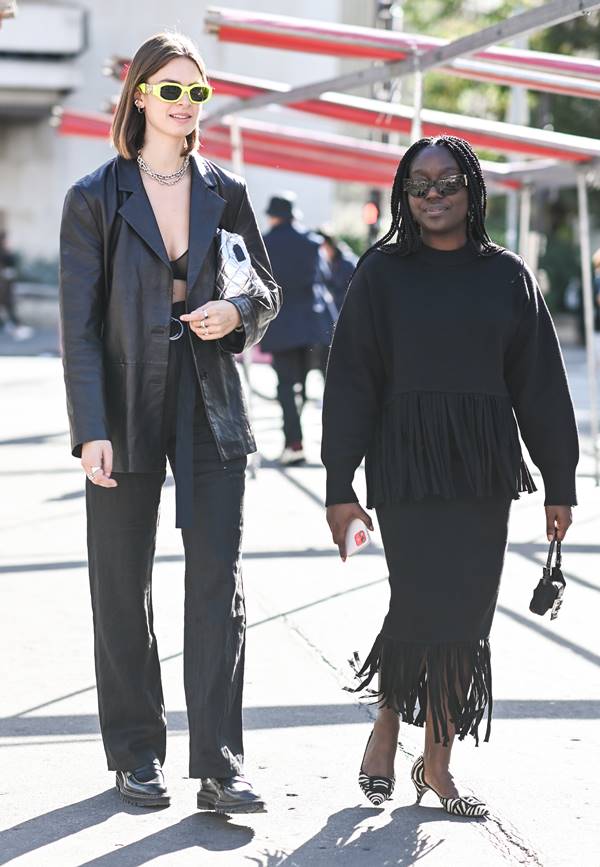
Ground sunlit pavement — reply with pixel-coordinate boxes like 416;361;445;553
0;345;598;867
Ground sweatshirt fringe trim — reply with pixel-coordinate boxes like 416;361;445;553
346;633;493;746
368;391;536;506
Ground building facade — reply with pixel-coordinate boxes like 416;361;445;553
0;0;383;274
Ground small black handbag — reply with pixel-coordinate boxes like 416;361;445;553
529;532;566;620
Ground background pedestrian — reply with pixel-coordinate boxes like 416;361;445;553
261;193;331;465
0;230;32;341
318;229;357;310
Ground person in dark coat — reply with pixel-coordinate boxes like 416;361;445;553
592;247;600;331
261;193;331;465
59;33;279;814
0;231;32;340
319;230;357;310
322;135;577;817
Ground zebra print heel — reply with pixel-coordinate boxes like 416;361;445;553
358;731;395;806
410;756;489;818
410;755;430;804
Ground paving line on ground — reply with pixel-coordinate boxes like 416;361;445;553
476;812;545;866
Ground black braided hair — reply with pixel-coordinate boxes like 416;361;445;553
357;135;500;267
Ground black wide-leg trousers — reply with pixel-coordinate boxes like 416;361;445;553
271;345;328;446
85;331;248;779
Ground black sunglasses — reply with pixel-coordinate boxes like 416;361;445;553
403;174;468;198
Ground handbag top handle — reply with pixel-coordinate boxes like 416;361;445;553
545;531;562;574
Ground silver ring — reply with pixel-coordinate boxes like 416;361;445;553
202;320;207;330
90;466;101;476
203;310;208;319
87;474;95;482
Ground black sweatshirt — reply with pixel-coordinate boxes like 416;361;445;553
321;242;579;508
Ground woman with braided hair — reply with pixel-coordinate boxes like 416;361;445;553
321;136;578;817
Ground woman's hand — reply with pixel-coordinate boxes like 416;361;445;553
180;301;242;341
545;505;572;541
81;440;118;488
327;502;374;562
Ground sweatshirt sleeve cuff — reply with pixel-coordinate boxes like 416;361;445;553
324;458;359;506
541;464;578;506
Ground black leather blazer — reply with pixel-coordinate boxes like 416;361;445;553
59;153;280;470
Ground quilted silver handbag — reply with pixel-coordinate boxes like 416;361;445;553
215;228;271;309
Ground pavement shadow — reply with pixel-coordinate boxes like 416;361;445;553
0;431;67;446
252;804;461;866
0;789;147;865
0;704;370;739
77;814;254;866
259;458;324;471
0;547;381;576
4;698;599;742
0;789;253;865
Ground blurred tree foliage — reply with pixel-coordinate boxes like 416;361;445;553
400;1;600;304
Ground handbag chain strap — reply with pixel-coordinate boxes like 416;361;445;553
544;531;562;578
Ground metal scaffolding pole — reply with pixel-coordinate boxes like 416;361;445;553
228;114;244;176
506;25;529;254
576;170;600;486
411;68;423;142
518;184;532;262
202;0;600;128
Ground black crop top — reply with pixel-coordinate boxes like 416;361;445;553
170;249;188;281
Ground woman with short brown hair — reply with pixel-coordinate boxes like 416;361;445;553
60;31;279;813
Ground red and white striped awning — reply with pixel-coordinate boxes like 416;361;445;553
207;71;600;163
205;6;600;99
53;109;409;186
106;35;600;102
56;108;584;190
100;62;600;164
54;109;398;184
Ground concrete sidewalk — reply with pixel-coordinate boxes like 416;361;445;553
0;347;598;866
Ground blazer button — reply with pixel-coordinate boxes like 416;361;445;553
199;370;209;381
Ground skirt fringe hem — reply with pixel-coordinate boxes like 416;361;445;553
346;633;493;747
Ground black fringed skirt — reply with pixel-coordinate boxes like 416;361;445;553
350;495;511;745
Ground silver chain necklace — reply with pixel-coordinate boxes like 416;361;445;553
137;151;190;186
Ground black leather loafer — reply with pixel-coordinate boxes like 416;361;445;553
115;758;171;808
197;775;266;814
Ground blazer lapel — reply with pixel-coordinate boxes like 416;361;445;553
186;154;226;295
116;156;170;270
115;154;226;291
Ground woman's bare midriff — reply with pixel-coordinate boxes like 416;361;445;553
173;278;186;303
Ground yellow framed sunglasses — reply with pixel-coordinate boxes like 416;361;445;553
138;81;213;104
